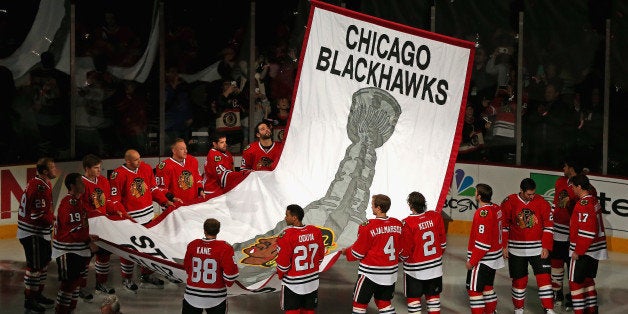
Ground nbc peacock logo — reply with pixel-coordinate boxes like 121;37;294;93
444;169;478;213
453;169;476;197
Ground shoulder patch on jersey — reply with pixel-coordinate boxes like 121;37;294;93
244;144;251;151
580;199;588;206
214;155;221;162
360;221;369;226
479;209;488;217
37;184;45;191
278;231;285;238
110;171;117;180
158;161;166;170
69;198;77;205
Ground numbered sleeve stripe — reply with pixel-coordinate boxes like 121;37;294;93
577;230;596;239
351;250;365;260
277;263;291;272
129;205;154;219
52;240;89;252
220;170;233;188
474;240;490;251
441;243;447;249
18;222;52;234
185;287;227;298
359;264;398;275
403;258;442;271
588;242;607;252
30;212;45;220
469;249;503;262
508;240;542;249
223;272;239;281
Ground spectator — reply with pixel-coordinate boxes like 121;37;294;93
267;97;291;128
341;194;403;314
165;66;194;144
17;157;58;313
155;138;204;204
214;80;245;151
92;11;138;66
183;218;239;314
29;51;70;158
470;47;496;98
52;173;93;314
399;192;446;314
217;46;246;85
501;178;555;314
268;42;298;101
114;81;148;154
241;121;284;171
466;184;505;314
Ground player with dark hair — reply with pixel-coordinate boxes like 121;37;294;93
276;204;325;314
52;173;94;313
501;178;555;314
203;132;249;196
156;138;204;204
342;194;403;314
183;218;239;313
466;183;505;314
399;191;446;313
241;121;284;171
17;157;58;312
568;174;607;314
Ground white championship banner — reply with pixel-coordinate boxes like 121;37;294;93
89;0;475;292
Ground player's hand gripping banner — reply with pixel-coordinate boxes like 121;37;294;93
89;0;475;293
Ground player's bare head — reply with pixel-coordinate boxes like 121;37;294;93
407;191;426;213
204;218;220;237
82;154;102;170
520;178;536;193
171;138;187;159
64;173;82;190
210;131;227;144
286;204;304;222
372;194;391;213
571;173;591;191
563;158;583;176
475;183;493;203
36;157;54;175
124;149;140;162
255;121;272;140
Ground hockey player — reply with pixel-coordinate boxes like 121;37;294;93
342;194;403;314
276;204;325;314
203;132;249;196
182;218;239;313
399;191;446;314
466;184;505;314
501;178;555;314
241;121;284;171
17;157;57;312
156;138;204;204
568;174;608;314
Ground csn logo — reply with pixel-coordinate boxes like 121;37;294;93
444;169;478;213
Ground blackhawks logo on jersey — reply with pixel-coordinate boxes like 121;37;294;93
177;170;194;190
256;157;274;169
516;208;538;229
91;188;106;209
580;199;589;206
130;178;148;198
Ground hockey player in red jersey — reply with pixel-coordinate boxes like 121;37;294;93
203;132;249;197
342;194;403;314
156;138;204;204
17;157;58;312
568;174;608;314
466;184;505;314
501;178;555;314
110;149;175;290
80;154;124;299
399;191;446;314
276;204;325;314
241;121;284;171
183;218;239;313
52;173;94;314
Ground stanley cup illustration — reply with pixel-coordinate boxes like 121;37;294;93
232;87;401;286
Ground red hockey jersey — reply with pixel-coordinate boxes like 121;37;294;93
203;148;248;196
399;211;446;280
241;141;284;171
81;175;120;218
501;193;553;256
52;194;90;259
569;195;608;261
467;203;505;269
553;176;575;242
346;217;403;285
276;225;325;294
183;238;239;309
109;163;169;225
155;157;203;203
16;176;54;240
